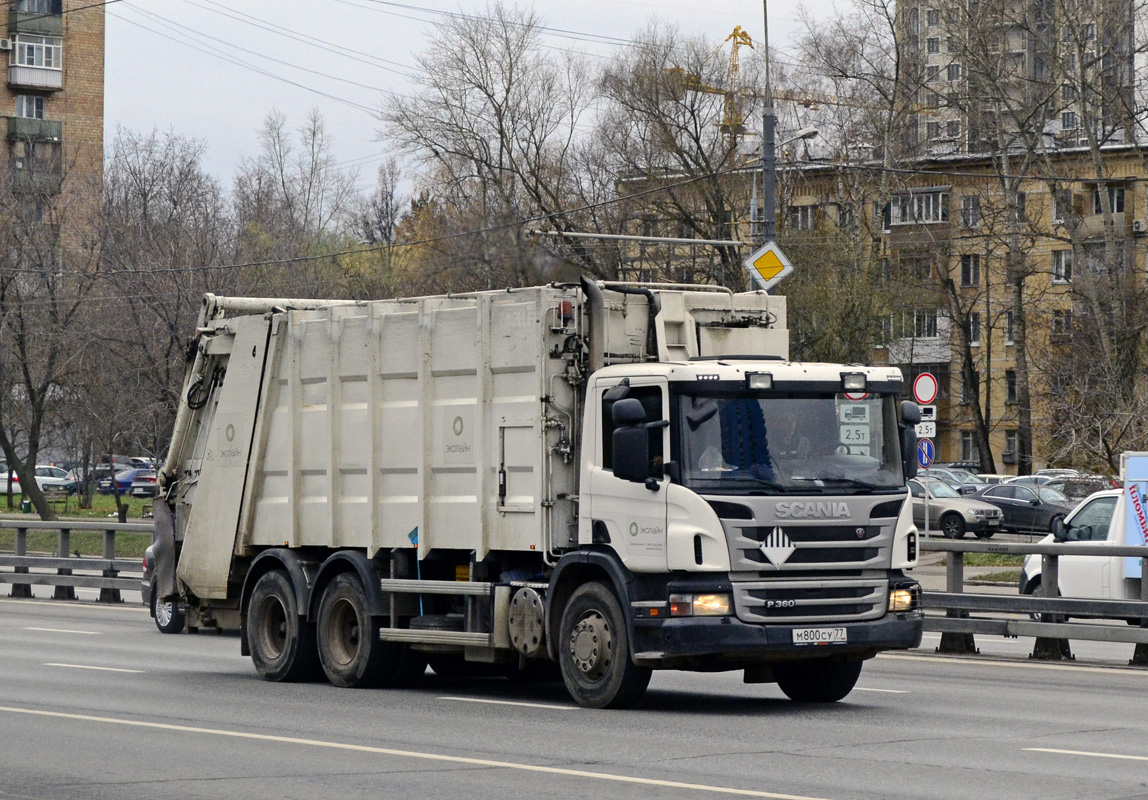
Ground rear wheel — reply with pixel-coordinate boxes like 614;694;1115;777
940;513;966;539
317;573;387;688
151;592;186;635
774;659;863;703
248;570;320;682
558;582;651;709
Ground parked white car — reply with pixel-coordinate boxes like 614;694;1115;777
0;464;78;494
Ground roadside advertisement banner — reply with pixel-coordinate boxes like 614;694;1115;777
1120;453;1148;579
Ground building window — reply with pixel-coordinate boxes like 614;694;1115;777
16;0;62;13
1005;370;1017;403
960;254;980;286
837;204;855;228
947;63;962;81
1061;111;1078;130
947;36;960;53
1052;189;1072;223
927;121;941;139
927;37;940;54
961;373;973;404
927;9;940;26
15;95;45;119
788;205;816;231
968;312;981;346
1061;84;1077;103
946;120;961;139
1052;249;1073;283
1005;310;1014;345
13;35;63;70
915;308;940;339
1004;430;1018;461
946;92;960;108
1052;308;1073;338
927;65;940;81
1015;192;1026;223
1083;22;1096;40
927;90;941;108
1092;186;1125;214
961;196;980;229
960;431;979;462
891;191;949;224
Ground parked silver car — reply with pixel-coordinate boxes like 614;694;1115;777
908;478;1004;539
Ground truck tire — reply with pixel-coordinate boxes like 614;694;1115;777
151;592;186;635
249;570;320;682
774;659;863;702
317;573;389;688
558;582;651;709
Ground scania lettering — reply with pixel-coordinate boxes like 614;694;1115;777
150;280;923;709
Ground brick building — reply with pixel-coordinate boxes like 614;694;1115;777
1;0;104;195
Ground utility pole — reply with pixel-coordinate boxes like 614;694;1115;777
760;0;776;245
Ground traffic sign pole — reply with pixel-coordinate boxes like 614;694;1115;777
917;439;935;536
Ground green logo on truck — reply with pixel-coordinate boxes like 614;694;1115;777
629;522;638;537
453;416;464;436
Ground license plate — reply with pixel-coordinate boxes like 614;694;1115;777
792;627;847;645
986;519;1000;526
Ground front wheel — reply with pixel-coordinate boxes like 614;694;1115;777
940;513;966;539
248;570;320;682
151;592;186;634
558;582;651;709
774;659;863;702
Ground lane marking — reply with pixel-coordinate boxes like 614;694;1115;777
853;688;907;694
0;705;831;800
439;697;576;711
1025;747;1148;763
880;652;1148;678
44;663;144;674
23;627;99;635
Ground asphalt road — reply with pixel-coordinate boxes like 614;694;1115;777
2;596;1148;800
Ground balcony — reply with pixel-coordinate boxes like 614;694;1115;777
9;167;62;195
8;65;62;91
6;116;62;141
8;11;63;37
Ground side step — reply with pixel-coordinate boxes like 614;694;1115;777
379;578;492;596
378;628;491;646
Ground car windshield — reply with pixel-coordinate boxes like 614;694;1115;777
926;480;961;498
1038;486;1069;503
951;471;982;484
677;392;905;494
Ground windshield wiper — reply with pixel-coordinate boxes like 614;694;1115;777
788;476;897;494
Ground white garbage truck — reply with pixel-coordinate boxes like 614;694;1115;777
150;279;923;708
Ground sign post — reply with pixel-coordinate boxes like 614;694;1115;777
918;439;935;535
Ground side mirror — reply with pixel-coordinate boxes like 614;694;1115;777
900;423;918;480
901;400;922;425
1052;516;1068;541
1030;498;1040;506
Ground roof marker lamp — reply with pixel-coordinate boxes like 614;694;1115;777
747;372;773;390
841;372;867;393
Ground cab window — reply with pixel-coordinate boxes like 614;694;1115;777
601;385;663;477
1066;496;1118;541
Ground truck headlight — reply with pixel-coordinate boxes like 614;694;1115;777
669;593;731;617
888;584;920;613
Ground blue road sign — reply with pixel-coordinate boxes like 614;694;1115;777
917;439;935;468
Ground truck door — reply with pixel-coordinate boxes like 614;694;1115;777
1058;494;1119;599
585;379;669;572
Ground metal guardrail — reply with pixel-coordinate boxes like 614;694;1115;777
920;536;1148;665
0;519;153;602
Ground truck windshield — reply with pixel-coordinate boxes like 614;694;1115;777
677;392;905;494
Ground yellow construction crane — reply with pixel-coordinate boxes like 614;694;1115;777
668;27;872;145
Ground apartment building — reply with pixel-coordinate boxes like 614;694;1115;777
1;0;104;196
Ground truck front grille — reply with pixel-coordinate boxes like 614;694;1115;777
731;524;890;571
732;578;889;624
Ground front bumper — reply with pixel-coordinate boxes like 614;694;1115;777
966;516;1003;534
630;608;923;670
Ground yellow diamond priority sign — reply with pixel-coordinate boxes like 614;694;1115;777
744;240;794;291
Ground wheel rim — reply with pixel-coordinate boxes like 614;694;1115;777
156;601;173;627
327;597;361;667
256;595;288;659
569;610;612;681
943;517;960;538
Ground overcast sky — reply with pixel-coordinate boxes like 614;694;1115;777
104;0;812;191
